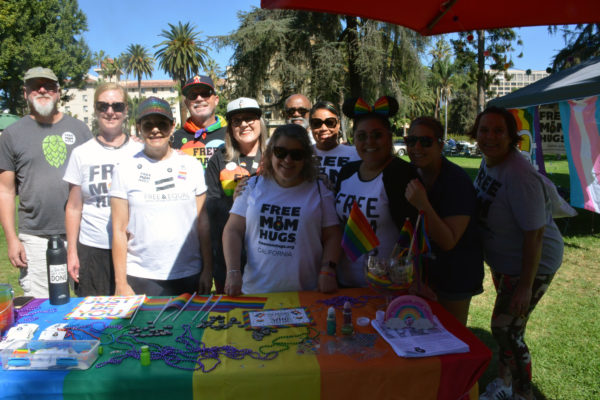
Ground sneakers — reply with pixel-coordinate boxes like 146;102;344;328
479;378;513;400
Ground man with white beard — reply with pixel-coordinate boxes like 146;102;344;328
0;67;92;297
284;94;315;144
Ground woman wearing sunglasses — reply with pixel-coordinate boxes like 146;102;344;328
309;101;359;187
110;97;212;296
471;108;563;400
205;97;268;293
335;96;418;287
63;83;142;296
404;117;483;326
223;124;342;296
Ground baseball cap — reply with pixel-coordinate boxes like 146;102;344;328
24;67;58;83
136;97;174;122
182;75;215;96
226;97;262;119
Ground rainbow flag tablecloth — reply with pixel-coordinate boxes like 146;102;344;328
0;289;490;400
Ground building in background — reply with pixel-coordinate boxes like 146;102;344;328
487;69;550;100
60;75;182;132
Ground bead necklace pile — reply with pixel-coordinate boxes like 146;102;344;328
96;324;277;372
16;300;56;323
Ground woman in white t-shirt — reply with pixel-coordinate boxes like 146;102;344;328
309;101;359;187
110;97;212;296
223;124;342;295
64;83;141;296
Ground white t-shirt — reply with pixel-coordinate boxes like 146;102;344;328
109;150;207;280
230;176;339;294
313;144;360;186
63;137;142;249
335;170;400;287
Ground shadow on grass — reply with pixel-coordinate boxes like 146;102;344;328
470;327;549;400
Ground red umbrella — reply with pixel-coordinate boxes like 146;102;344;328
261;0;600;36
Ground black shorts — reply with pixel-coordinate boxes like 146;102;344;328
126;273;200;296
75;242;115;296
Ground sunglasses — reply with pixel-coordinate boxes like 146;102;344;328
273;146;305;161
96;102;126;113
231;115;259;127
285;107;309;117
309;117;338;130
404;136;438;147
27;82;59;93
140;120;171;132
185;90;214;101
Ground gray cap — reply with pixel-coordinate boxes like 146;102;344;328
24;67;59;83
226;97;262;119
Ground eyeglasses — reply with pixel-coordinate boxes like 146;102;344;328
185;90;214;101
140;119;171;132
273;146;305;161
404;136;438;147
231;115;259;127
96;102;126;113
26;82;59;93
309;117;337;130
355;130;384;142
285;107;309;117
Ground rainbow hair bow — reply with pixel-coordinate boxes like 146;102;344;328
342;95;398;119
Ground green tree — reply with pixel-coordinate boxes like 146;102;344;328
100;57;122;82
0;0;92;113
154;21;209;123
215;9;427;114
428;38;456;120
551;24;600;71
122;44;154;98
93;50;106;69
451;29;522;112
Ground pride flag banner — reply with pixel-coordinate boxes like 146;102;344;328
508;107;546;174
342;202;379;262
559;96;600;214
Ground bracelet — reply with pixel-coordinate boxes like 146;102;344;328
227;270;241;274
319;270;336;278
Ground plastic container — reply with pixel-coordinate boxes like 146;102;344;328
1;340;100;370
0;283;14;334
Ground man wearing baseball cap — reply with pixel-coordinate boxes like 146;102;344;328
171;75;227;168
0;66;92;297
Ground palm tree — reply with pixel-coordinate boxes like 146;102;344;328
123;44;154;98
203;58;223;89
154;21;209;122
101;57;123;83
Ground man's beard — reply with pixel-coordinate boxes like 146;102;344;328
287;117;309;129
31;95;57;117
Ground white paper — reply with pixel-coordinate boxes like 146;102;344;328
372;316;469;358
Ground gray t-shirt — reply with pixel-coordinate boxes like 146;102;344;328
474;150;564;275
0;114;92;235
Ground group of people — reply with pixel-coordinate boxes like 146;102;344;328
0;66;565;400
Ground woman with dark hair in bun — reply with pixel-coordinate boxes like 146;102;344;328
335;96;418;287
309;101;359;187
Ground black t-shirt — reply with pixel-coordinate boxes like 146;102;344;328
171;126;226;168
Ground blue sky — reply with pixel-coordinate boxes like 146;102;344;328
79;0;570;81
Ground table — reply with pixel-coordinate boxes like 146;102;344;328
0;289;491;400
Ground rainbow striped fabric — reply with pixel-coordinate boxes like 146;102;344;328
341;202;379;262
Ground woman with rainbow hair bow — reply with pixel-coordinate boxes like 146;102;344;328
334;96;418;288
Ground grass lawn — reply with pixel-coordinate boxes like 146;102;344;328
1;155;598;399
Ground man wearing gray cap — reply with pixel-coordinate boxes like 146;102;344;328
0;66;92;297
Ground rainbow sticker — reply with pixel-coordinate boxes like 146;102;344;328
384;295;433;323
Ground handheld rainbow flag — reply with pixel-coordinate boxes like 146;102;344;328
342;202;380;262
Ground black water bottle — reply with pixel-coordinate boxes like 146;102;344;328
46;235;70;305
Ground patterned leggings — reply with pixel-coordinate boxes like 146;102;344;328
490;271;554;394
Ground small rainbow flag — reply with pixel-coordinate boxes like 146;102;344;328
342;202;379;262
